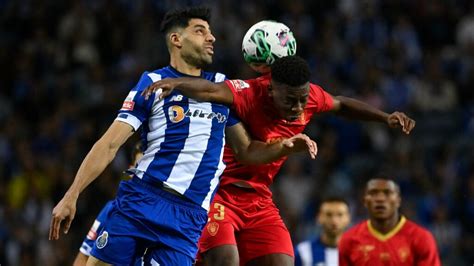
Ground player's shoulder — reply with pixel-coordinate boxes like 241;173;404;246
309;82;324;90
403;218;433;237
342;221;368;238
308;82;329;95
201;70;227;82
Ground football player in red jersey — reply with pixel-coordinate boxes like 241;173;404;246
338;178;441;266
142;55;415;266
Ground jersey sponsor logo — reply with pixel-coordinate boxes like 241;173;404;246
229;80;250;91
207;221;219;236
86;220;101;240
169;105;185;123
169;95;183;102
122;100;135;111
121;91;137;111
358;244;375;260
96;231;109;249
168;106;227;123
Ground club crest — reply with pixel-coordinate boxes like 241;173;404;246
96;231;109;249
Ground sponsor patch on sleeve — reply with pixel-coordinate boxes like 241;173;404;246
121;91;138;111
121;100;135;111
229;80;250;91
86;220;101;240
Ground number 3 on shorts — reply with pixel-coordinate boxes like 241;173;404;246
213;203;225;220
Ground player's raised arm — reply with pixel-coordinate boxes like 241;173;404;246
331;95;416;134
225;122;317;165
49;121;134;241
142;77;234;105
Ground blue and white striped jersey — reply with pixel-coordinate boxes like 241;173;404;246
294;238;338;266
116;66;238;211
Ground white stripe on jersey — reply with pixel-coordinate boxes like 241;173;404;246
136;76;165;179
325;247;338;266
148;72;162;82
215;72;226;82
297;241;313;266
165;99;213;193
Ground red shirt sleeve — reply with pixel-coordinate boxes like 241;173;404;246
307;83;334;113
224;78;261;121
413;228;441;266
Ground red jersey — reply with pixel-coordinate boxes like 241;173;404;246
339;216;441;266
220;75;333;197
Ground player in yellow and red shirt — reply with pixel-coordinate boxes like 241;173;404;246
339;178;441;266
143;55;415;265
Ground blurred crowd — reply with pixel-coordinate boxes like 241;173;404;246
0;0;473;265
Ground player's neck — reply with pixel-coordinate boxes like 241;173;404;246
320;233;340;248
370;214;401;234
170;57;202;76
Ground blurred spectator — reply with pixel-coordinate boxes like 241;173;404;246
0;0;472;264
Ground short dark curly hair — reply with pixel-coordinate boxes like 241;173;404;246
160;7;211;34
271;55;310;87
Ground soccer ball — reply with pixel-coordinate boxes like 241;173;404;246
242;20;297;67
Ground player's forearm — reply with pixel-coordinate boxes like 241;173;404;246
65;139;120;198
173;78;233;105
234;141;287;165
173;78;216;101
334;96;389;123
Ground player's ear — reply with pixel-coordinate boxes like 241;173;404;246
396;194;401;208
169;32;182;48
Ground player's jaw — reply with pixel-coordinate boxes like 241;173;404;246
182;45;213;68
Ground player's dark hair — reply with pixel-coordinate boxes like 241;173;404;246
160;7;211;34
318;196;349;213
365;174;401;194
271;55;310;87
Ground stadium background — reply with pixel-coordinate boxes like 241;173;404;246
1;0;473;264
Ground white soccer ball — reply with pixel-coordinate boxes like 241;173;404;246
242;20;297;66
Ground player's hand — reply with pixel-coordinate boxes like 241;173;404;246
281;133;318;159
49;193;77;240
387;111;416;134
141;78;180;100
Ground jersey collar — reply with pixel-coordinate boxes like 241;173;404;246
166;65;203;78
367;216;406;242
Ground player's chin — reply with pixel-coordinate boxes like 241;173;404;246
371;211;390;219
202;56;213;65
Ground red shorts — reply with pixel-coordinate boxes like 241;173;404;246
198;184;294;265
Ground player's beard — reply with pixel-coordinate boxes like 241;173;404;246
182;47;212;69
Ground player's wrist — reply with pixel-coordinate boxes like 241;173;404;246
65;189;80;200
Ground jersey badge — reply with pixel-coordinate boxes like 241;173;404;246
96;231;109;249
230;80;250;91
207;222;219;236
398;246;410;262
